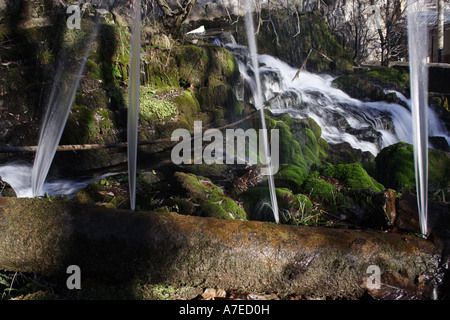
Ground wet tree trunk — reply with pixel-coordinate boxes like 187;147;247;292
0;197;441;299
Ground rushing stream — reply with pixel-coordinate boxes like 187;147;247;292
228;43;449;157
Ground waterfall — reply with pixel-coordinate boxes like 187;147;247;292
228;45;449;158
127;0;142;211
1;162;120;199
31;17;100;197
407;0;429;236
244;2;280;224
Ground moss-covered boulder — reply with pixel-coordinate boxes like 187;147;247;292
72;177;129;210
375;142;415;190
320;163;385;192
361;66;410;89
267;116;327;174
142;43;241;124
174;172;224;202
172;172;246;220
240;187;314;224
275;164;309;193
301;173;342;208
375;142;450;199
199;198;247;220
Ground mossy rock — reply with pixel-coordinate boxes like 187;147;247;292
275;164;309;192
61;105;95;145
142;44;240;121
362;66;410;88
199;198;247;220
374;142;415;190
240;187;314;224
301;175;338;206
173;90;201;127
320;163;385;192
167;197;197;216
173;172;224;202
172;172;246;220
280;193;315;225
234;10;353;73
332;75;387;102
375;142;450;194
266;117;307;171
268;116;327;174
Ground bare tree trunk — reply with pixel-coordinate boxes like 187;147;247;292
437;0;444;63
0;197;441;299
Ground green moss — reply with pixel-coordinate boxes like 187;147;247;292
375;142;450;196
174;172;224;202
61;105;95;144
275;164;309;192
291;193;313;215
172;172;246;220
375;142;415;190
173;90;201;127
301;176;337;206
268;116;327;174
321;163;384;192
267;117;306;170
429;148;450;193
139;86;177;123
332;75;387;102
364;66;409;88
141;44;240;122
241;10;353;73
199;198;247;220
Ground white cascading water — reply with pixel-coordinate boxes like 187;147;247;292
227;44;449;158
127;0;142;211
31;14;101;197
244;2;280;224
407;0;430;236
1;161;119;199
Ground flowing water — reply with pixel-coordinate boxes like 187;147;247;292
127;0;142;211
244;3;280;224
31;17;101;197
1;162;119;199
228;45;449;158
407;0;430;236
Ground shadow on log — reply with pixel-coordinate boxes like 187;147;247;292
0;197;443;299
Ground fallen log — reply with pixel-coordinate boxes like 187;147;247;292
0;197;442;299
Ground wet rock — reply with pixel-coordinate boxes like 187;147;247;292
173;172;247;220
363;271;435;300
332;75;390;102
0;178;16;197
429;136;450;152
395;191;421;233
326;142;375;165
